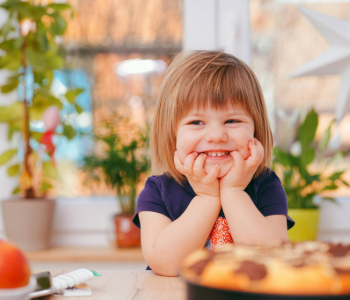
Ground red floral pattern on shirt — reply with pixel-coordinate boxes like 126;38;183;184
204;216;234;252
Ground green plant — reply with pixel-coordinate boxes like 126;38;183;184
0;0;84;198
82;115;150;215
272;108;349;209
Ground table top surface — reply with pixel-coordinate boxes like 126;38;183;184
40;270;187;300
25;246;145;262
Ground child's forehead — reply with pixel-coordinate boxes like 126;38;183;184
184;103;249;117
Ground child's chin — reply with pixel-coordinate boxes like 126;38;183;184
204;164;230;178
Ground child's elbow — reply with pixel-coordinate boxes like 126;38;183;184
148;260;180;277
153;268;179;277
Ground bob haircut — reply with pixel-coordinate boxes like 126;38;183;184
150;50;273;187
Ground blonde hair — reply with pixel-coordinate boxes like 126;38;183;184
150;50;273;186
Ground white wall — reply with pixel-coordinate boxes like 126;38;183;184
183;0;251;66
0;0;19;201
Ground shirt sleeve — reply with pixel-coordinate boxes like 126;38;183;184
132;176;171;229
257;170;295;230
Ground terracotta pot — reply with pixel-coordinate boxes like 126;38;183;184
1;199;56;251
114;214;141;248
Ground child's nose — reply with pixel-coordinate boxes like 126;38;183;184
204;126;228;143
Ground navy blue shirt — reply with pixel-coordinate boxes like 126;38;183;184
132;168;295;271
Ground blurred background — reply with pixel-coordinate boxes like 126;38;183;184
0;0;350;272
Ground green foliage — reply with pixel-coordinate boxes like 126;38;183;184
0;0;82;198
273;109;349;209
82;115;151;215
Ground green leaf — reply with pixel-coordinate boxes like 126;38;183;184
1;80;19;93
31;131;43;142
12;186;21;195
40;181;53;192
30;103;50;121
0;102;23;123
44;53;64;69
341;180;350;187
17;1;32;19
63;124;75;140
65;88;84;104
75;104;83;114
300;147;315;167
7;164;20;176
50;13;67;35
321;184;338;191
318;121;333;152
49;96;63;110
7;124;19;140
299;109;318;150
43;161;58;179
327;171;344;181
47;3;71;11
0;149;17;166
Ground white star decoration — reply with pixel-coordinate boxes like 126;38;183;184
288;6;350;124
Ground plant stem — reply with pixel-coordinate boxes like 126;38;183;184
21;33;34;199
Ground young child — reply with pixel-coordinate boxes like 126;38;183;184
132;50;295;277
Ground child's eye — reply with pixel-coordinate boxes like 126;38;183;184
226;119;241;124
189;120;204;125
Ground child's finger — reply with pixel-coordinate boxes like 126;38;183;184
193;153;207;178
205;164;220;182
174;151;186;174
183;152;198;177
246;140;263;168
231;151;244;166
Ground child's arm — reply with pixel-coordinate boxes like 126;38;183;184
139;194;221;277
138;151;221;276
220;189;285;245
219;139;286;246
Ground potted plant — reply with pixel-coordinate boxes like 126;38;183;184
273;108;349;242
82;114;150;248
0;0;83;250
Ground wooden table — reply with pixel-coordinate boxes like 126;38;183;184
26;246;145;262
39;270;187;300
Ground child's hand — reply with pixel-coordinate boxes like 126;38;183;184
174;151;220;198
219;138;264;192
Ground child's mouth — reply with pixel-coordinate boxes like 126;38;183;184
202;152;232;161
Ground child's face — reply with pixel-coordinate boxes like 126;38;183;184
176;103;255;178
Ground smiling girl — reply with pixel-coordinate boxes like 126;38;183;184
132;50;295;277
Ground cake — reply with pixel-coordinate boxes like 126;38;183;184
180;241;350;297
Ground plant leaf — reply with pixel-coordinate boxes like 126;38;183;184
47;3;72;11
1;80;19;93
63;124;75;140
12;186;21;195
327;171;344;181
43;161;58;179
318;121;333;152
75;104;83;114
0;149;17;166
40;181;53;192
321;184;338;191
7;164;20;176
341;180;350;187
65;88;84;104
299;109;318;150
301;147;315;167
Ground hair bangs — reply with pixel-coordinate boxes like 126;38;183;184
173;64;253;130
